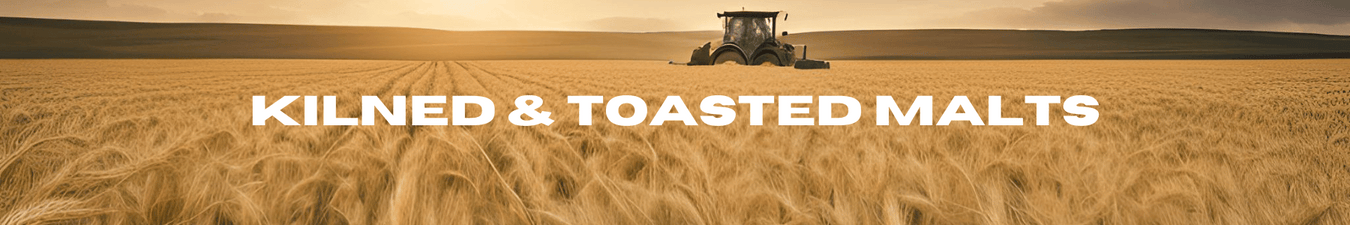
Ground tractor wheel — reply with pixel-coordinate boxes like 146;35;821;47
752;54;781;66
713;51;745;65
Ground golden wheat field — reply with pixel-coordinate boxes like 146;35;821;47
1;59;1348;224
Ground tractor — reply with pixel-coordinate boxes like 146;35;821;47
687;11;829;69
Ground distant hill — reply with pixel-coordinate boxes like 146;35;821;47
783;29;1350;60
3;17;1349;60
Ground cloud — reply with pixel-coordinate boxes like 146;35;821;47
937;0;1350;34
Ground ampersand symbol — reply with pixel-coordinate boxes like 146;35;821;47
509;95;554;126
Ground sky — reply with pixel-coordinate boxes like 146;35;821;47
2;0;1348;35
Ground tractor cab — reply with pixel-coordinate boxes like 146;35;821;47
688;11;796;66
720;11;779;59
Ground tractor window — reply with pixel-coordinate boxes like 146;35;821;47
745;17;771;42
723;18;744;44
723;17;773;50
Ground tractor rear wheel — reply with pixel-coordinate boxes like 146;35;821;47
752;54;781;66
713;51;746;65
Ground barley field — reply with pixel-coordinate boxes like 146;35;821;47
1;59;1347;224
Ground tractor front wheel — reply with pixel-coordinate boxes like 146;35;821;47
753;54;781;66
713;51;746;65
